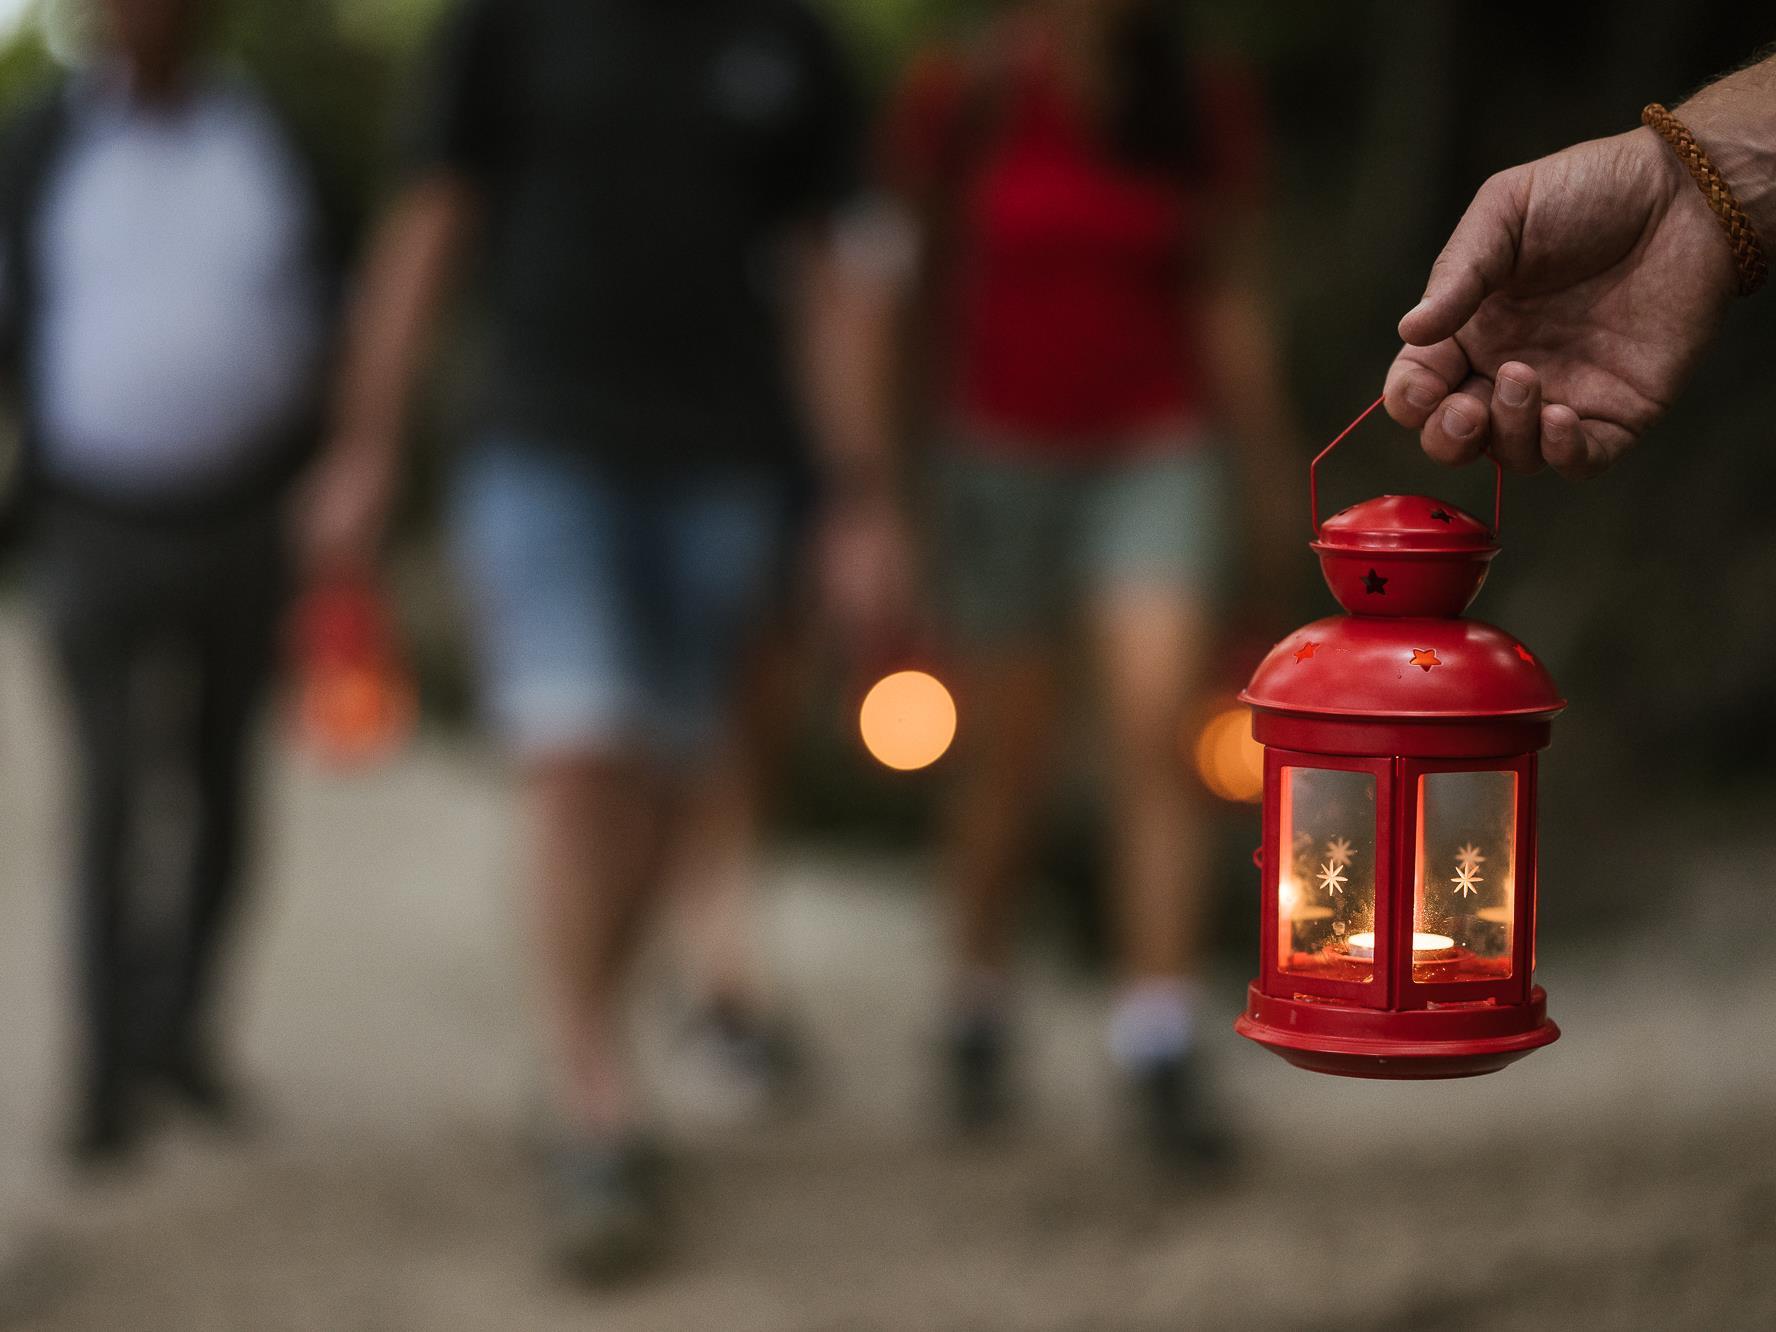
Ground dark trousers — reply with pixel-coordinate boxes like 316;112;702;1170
33;498;286;1104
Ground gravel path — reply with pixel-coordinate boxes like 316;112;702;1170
1;608;1772;1331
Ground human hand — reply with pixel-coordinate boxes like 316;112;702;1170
297;435;397;578
1385;128;1739;478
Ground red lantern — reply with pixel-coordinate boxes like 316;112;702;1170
289;575;416;769
1234;403;1564;1079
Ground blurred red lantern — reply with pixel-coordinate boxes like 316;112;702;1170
290;575;415;769
1234;403;1564;1078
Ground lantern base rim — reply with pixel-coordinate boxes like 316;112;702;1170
1235;984;1559;1080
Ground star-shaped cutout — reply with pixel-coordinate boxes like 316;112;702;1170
1428;508;1453;523
1410;648;1441;672
1362;568;1388;595
1450;863;1483;897
1316;860;1347;895
1514;644;1535;663
1293;641;1319;663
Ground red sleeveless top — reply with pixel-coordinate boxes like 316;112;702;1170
882;23;1267;452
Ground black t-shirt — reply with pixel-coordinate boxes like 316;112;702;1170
409;0;862;471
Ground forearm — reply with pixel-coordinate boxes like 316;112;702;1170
330;174;475;458
1204;292;1291;447
1199;227;1295;453
1679;50;1776;243
795;231;904;496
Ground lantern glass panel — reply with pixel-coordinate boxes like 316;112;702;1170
1276;766;1376;982
1412;770;1517;983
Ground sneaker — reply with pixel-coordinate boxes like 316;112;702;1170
947;1014;1013;1135
1132;1052;1235;1174
679;1000;807;1121
546;1134;670;1283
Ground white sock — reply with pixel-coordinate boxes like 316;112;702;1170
1109;978;1201;1070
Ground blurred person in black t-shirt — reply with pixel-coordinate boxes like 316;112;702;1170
302;0;906;1280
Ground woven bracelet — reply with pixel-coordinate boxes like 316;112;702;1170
1642;102;1768;297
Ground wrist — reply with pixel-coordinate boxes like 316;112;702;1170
824;456;899;505
1678;72;1776;255
1639;106;1768;297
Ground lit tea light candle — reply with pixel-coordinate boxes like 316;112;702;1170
1343;930;1456;960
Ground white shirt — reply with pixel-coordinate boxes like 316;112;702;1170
30;69;327;498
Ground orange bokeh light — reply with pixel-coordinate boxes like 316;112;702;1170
859;670;957;771
1192;705;1264;803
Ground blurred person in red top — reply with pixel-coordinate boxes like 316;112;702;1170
876;0;1294;1164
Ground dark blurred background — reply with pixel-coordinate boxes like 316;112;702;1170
0;1;1772;1328
3;0;1773;929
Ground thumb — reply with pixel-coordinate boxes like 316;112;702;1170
1399;169;1524;346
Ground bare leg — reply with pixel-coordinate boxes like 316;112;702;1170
1091;587;1213;988
937;647;1058;1129
670;630;801;1012
943;649;1059;988
672;750;762;1010
525;753;677;1135
1090;586;1234;1164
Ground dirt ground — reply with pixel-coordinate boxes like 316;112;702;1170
1;608;1772;1332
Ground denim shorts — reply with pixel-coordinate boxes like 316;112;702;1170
935;435;1229;647
452;440;787;761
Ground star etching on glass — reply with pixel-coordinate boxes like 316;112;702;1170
1450;862;1483;898
1325;836;1356;868
1456;842;1485;872
1317;860;1348;896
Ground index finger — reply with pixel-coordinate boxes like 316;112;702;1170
1384;337;1471;430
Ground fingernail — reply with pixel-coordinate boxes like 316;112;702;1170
1405;378;1440;410
1497;375;1529;408
1442;405;1477;439
1405;299;1430;320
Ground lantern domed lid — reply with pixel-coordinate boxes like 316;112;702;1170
1312;495;1499;617
1313;494;1498;555
1241;615;1565;721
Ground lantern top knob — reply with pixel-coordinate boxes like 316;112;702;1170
1312;494;1499;617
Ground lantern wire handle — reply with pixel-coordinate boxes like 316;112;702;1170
1310;394;1504;537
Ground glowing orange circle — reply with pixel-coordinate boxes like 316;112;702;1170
1192;706;1264;803
859;671;957;771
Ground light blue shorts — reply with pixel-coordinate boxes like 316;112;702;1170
452;441;787;761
